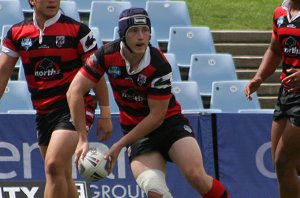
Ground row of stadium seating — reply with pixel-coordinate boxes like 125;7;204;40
0;0;191;42
0;0;273;114
18;0;170;13
1;80;274;114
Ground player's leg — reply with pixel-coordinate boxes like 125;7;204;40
131;151;172;198
169;136;229;198
42;129;79;198
271;119;286;165
65;156;79;198
273;121;300;198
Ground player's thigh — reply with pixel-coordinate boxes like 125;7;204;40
130;151;166;179
45;129;78;165
169;137;206;175
276;121;300;163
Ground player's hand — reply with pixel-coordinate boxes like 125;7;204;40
244;78;262;101
282;68;300;92
75;134;89;170
96;117;113;141
104;142;122;174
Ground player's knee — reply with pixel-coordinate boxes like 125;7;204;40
274;156;293;178
45;159;63;176
136;169;173;198
181;166;203;184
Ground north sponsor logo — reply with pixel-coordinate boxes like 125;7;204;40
34;58;61;80
283;36;300;56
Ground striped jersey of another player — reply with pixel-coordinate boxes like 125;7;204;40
2;13;97;114
273;5;300;85
81;40;182;132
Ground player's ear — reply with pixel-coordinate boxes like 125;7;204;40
28;0;33;8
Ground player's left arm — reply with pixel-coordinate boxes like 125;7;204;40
93;77;113;141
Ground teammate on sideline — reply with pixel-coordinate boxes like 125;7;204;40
244;0;300;197
67;7;230;198
0;0;112;197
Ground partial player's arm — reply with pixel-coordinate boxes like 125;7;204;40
244;38;282;100
92;77;113;141
0;53;18;98
67;71;97;168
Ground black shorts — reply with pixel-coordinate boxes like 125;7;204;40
127;115;195;162
273;86;300;126
36;107;95;146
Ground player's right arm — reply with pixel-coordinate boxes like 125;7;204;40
67;71;97;168
244;38;282;100
0;53;18;98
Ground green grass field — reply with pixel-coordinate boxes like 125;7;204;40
186;0;282;30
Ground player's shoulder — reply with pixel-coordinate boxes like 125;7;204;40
100;40;121;55
274;4;287;18
149;46;170;69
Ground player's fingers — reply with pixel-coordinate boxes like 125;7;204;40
282;75;293;83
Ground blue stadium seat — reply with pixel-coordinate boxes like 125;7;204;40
145;1;191;42
18;64;26;81
163;53;181;82
90;26;103;48
172;81;221;113
19;0;33;13
60;1;80;22
0;81;33;113
188;53;237;96
0;0;24;39
210;80;261;113
172;81;204;113
127;0;167;9
71;0;113;13
1;25;12;48
167;26;216;68
238;109;274;114
89;1;131;42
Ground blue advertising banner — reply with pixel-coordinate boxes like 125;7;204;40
0;113;201;198
216;113;278;198
0;113;280;197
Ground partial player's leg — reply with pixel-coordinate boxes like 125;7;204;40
131;151;172;198
271;119;286;165
273;121;300;198
65;156;79;198
41;129;79;198
169;136;229;198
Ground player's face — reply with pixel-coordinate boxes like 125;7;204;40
30;0;60;19
125;26;150;54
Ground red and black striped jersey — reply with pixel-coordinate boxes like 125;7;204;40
273;4;300;88
80;40;182;131
2;12;97;114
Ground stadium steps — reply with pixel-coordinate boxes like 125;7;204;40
212;30;278;109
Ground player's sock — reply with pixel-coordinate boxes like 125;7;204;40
202;178;230;198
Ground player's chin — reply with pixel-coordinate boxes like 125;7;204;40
133;47;147;54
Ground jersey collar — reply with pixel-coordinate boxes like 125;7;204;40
33;11;61;30
120;41;151;75
282;0;300;23
33;11;61;44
